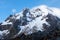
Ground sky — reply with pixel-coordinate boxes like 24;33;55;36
0;0;60;22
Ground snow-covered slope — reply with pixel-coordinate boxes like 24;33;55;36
0;5;60;40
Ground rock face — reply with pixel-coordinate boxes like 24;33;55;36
0;5;60;40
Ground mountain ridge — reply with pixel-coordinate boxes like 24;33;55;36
0;5;60;40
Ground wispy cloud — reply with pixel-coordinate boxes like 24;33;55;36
12;9;17;13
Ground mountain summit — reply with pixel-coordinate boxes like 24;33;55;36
0;5;60;40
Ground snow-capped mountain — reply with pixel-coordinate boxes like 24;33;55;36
0;5;60;40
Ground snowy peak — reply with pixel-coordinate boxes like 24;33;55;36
0;5;60;39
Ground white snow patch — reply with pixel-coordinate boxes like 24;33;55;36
1;22;12;25
0;30;10;36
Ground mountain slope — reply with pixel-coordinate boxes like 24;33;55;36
0;5;60;40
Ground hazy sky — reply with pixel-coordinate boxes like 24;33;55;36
0;0;60;22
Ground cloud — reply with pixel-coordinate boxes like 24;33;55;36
12;9;17;13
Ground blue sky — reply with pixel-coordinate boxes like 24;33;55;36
0;0;60;22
